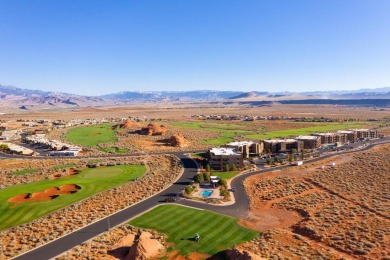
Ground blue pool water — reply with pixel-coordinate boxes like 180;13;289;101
201;190;213;197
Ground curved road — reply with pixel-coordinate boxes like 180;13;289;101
10;138;390;260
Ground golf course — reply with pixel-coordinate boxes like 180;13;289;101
0;164;146;230
129;205;259;256
63;124;116;147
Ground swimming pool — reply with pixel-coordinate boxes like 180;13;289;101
201;190;213;197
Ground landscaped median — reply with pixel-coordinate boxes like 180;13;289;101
0;155;183;259
57;204;259;259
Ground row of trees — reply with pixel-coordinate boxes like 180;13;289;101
265;150;306;165
202;163;237;173
193;172;227;187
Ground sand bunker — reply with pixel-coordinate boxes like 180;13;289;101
8;184;81;205
68;168;80;176
52;168;80;180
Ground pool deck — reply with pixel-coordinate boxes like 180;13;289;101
192;186;222;200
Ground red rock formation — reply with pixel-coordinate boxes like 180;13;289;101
119;120;140;129
169;133;188;147
225;248;264;260
140;123;167;136
125;232;165;260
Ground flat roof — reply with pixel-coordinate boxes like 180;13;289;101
296;135;319;140
209;147;240;156
348;129;370;131
337;130;355;134
226;141;254;147
313;132;336;136
263;139;297;143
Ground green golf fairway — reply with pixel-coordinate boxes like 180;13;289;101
0;165;146;230
64;124;116;147
129;205;259;256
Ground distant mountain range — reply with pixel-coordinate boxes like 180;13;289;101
101;90;252;100
1;84;389;110
0;85;114;110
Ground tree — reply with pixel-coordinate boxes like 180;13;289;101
0;144;8;151
230;164;237;172
202;172;210;181
300;150;305;160
184;185;193;195
274;157;279;163
224;164;230;172
288;154;293;163
266;158;272;165
219;188;230;199
218;179;227;188
292;149;297;155
193;173;204;183
205;164;211;173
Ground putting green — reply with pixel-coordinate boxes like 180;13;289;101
0;165;146;230
129;205;259;256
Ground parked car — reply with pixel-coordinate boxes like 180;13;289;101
163;197;176;202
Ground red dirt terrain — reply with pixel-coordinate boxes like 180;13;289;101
239;144;390;259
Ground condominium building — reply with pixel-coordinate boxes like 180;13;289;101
263;139;303;153
349;129;378;139
295;135;321;149
336;130;358;143
312;132;348;144
208;147;243;170
225;141;264;158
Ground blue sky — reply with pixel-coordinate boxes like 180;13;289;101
0;0;389;95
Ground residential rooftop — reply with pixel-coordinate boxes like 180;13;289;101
209;147;240;156
226;141;254;147
263;139;297;143
296;135;319;140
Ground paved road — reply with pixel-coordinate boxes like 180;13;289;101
11;138;390;259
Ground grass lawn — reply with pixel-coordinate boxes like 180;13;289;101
129;205;259;256
63;124;116;147
0;165;146;230
172;122;251;146
211;171;238;180
98;147;128;154
192;152;208;159
10;168;37;175
245;122;375;140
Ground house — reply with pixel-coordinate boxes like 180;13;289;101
208;147;243;170
0;130;21;141
49;150;80;156
0;142;34;156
